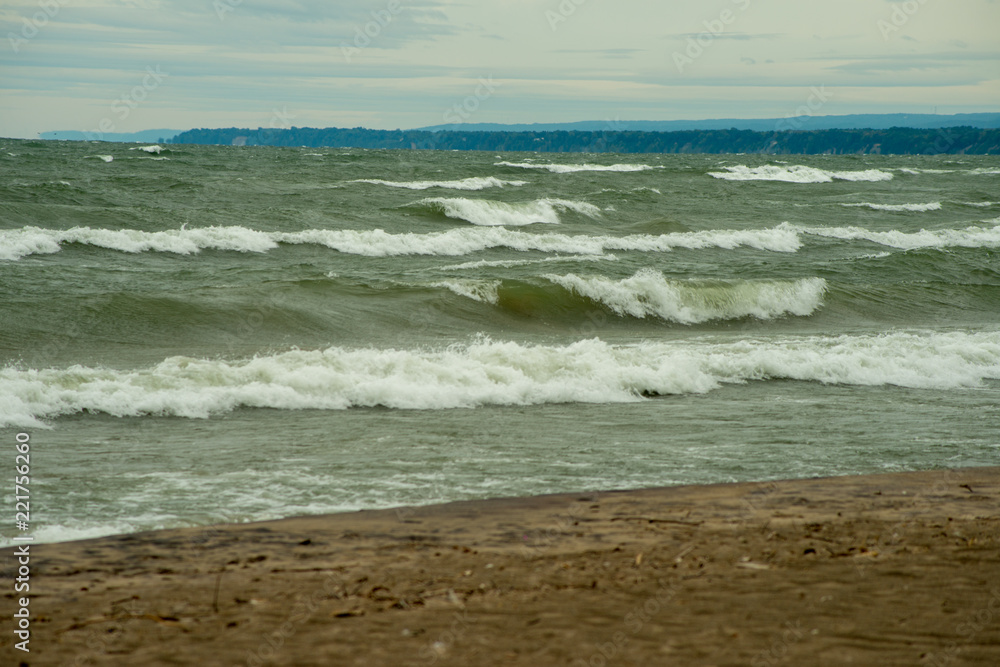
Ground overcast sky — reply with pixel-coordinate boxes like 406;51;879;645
1;0;998;138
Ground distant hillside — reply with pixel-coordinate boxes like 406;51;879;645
169;126;1000;155
40;129;182;143
418;113;1000;133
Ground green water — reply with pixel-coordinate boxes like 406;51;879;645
1;140;998;543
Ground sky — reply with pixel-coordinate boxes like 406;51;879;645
1;0;998;138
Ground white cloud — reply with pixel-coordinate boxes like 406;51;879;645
1;0;998;137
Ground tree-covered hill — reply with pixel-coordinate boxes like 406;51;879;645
168;126;1000;155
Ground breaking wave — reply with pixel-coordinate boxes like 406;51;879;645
351;176;527;190
495;161;659;173
709;165;894;183
544;271;826;323
5;331;998;428
0;224;802;260
412;197;602;226
841;202;942;212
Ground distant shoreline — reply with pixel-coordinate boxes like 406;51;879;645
161;125;1000;155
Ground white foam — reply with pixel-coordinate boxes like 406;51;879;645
896;168;956;175
782;222;1000;250
545;271;826;323
130;145;163;154
496;161;659;173
352;176;527;190
280;225;802;256
0;224;803;261
709;164;894;183
88;155;114;163
841;202;942;212
431;279;501;304
0;225;278;260
967;168;1000;175
438;254;617;271
415;197;602;226
4;331;998;427
0;228;64;261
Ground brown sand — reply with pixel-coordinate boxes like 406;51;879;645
3;467;999;666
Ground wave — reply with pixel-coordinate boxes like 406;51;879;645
430;279;501;304
897;168;956;175
495;161;659;173
841;202;942;212
0;225;279;261
412;197;602;226
543;271;826;323
8;221;1000;261
6;331;998;427
129;145;163;154
709;165;894;183
782;222;1000;250
438;254;617;271
351;176;527;190
0;224;802;260
87;155;114;163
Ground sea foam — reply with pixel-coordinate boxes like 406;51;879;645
495;161;659;173
5;331;998;427
783;222;1000;250
415;197;602;226
545;271;826;323
840;202;942;212
709;165;894;183
0;224;804;260
352;176;527;190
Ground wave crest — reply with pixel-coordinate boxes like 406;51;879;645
545;270;826;323
709;164;894;183
841;202;941;212
413;197;602;226
5;331;998;427
352;176;527;190
496;161;659;173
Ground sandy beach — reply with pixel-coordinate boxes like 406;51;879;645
3;467;999;666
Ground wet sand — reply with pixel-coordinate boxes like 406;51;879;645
3;467;999;666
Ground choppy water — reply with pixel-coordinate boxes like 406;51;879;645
2;140;998;544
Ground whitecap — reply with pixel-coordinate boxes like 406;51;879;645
415;197;602;226
495;161;659;173
353;176;527;190
545;270;827;324
708;164;894;183
4;331;998;427
840;202;942;212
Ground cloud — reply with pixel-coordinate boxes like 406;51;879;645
1;0;998;138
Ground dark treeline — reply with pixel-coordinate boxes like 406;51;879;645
167;126;1000;155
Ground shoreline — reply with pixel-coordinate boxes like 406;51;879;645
3;466;999;665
